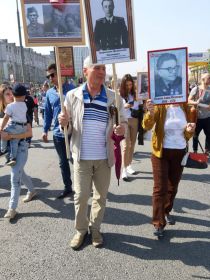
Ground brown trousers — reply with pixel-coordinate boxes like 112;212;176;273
122;117;138;167
151;148;185;228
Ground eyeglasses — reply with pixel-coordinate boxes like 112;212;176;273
158;66;180;73
46;72;56;79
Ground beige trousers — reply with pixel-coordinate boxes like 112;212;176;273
122;117;138;167
73;159;111;234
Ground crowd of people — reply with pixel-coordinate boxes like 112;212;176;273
0;57;209;249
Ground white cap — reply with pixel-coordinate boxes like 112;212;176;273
83;56;93;68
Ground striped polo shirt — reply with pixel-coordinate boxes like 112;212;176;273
80;83;109;160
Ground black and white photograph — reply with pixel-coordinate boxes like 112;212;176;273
148;47;188;105
137;72;149;101
21;0;85;47
84;0;136;64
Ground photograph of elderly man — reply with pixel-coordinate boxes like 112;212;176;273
155;53;182;97
94;0;129;51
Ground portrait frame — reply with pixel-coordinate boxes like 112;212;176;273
148;47;188;105
58;46;75;77
137;72;149;101
20;0;85;47
84;0;136;64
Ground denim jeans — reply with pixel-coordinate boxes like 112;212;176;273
1;123;26;159
9;140;34;209
53;136;72;191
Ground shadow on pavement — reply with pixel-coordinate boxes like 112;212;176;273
104;231;210;273
107;193;210;213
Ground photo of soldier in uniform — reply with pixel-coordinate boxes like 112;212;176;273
84;0;135;64
26;6;44;38
94;0;128;51
148;48;188;105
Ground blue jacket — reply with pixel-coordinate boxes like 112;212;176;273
43;86;68;138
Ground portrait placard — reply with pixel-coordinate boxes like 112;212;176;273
148;47;188;105
58;47;75;77
20;0;85;47
137;72;149;101
84;0;136;64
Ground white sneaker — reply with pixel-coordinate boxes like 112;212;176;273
127;165;136;175
122;168;128;180
23;191;37;203
4;209;17;219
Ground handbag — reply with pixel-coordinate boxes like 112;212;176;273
181;140;208;169
130;105;144;119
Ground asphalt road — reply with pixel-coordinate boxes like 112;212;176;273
0;123;210;280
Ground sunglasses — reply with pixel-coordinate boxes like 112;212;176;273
46;72;56;79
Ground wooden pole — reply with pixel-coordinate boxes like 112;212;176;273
55;46;70;159
112;63;120;124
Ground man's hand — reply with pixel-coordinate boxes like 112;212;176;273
113;124;125;136
58;110;69;127
42;132;48;143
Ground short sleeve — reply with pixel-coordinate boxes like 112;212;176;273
5;104;13;117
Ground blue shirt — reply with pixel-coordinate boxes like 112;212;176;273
43;86;68;138
62;82;75;94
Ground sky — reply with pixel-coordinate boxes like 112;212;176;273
0;0;210;78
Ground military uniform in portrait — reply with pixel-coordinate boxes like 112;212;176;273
94;16;129;51
155;76;182;97
27;23;44;38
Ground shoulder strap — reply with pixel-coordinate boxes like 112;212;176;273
198;139;205;154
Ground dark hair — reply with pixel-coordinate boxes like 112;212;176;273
156;53;177;69
47;63;56;72
27;7;38;17
120;74;136;101
101;0;114;7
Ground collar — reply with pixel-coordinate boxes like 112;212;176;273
106;16;113;22
82;83;106;101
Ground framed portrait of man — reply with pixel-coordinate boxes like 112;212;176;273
20;0;85;47
84;0;136;64
148;47;188;105
137;72;149;101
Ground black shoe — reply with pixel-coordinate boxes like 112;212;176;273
57;189;74;199
153;227;164;238
165;214;176;225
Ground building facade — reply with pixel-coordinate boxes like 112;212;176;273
0;39;51;85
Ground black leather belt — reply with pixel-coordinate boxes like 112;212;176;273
11;121;27;126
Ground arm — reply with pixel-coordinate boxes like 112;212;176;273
188;87;200;105
0;114;10;131
114;95;128;136
142;99;157;131
42;94;53;142
1;123;32;141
